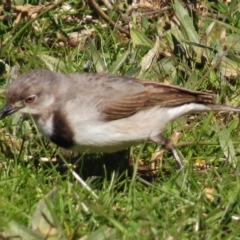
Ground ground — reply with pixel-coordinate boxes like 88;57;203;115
0;0;240;239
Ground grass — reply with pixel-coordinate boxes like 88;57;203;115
1;0;240;239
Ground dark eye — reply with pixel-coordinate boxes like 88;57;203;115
25;96;36;104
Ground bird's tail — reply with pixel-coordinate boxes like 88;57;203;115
207;104;240;112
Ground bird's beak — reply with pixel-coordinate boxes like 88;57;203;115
0;103;20;120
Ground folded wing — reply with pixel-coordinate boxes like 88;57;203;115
96;75;215;121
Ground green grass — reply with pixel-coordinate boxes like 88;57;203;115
1;0;240;239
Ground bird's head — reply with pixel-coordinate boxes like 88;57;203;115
0;70;57;119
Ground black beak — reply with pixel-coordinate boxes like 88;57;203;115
0;103;20;120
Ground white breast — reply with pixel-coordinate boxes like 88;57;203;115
36;114;54;137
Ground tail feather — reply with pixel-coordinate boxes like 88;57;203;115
207;104;240;112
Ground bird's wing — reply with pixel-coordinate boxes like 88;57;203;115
70;73;215;121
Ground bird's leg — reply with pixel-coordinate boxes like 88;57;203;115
150;134;183;169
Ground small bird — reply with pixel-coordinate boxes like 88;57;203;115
1;70;240;169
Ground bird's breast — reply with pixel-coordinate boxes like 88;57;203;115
36;111;74;149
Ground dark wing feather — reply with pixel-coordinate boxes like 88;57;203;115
100;91;148;120
96;76;216;121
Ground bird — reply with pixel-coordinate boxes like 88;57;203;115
0;69;240;169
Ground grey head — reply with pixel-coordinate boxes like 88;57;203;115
0;70;60;119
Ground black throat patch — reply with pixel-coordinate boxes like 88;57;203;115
50;110;74;149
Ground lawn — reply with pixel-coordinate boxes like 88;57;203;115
1;0;240;239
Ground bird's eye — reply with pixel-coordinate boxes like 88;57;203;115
25;96;36;104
